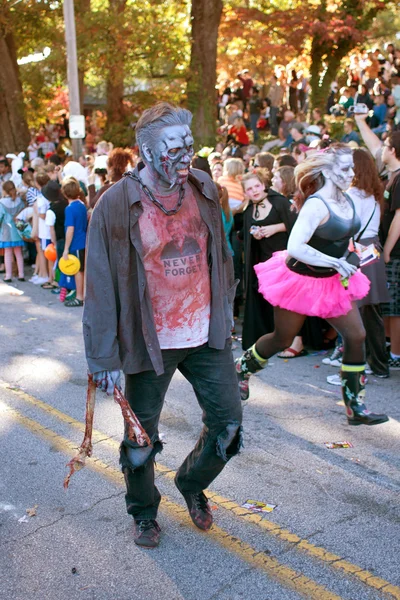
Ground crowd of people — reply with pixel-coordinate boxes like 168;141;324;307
216;43;400;151
0;42;399;381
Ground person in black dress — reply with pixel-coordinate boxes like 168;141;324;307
240;168;295;349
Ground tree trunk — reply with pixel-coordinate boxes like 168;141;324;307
0;31;30;154
105;0;127;134
187;0;223;147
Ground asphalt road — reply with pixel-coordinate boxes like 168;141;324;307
1;277;400;600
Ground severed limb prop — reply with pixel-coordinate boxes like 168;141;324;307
64;374;151;489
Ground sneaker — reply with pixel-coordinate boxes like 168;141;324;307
133;519;161;548
327;374;342;386
65;289;76;301
32;277;49;285
180;490;213;531
322;346;343;367
64;298;83;307
388;357;400;370
29;275;39;283
327;373;369;386
51;287;61;294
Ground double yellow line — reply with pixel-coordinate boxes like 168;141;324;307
1;380;399;600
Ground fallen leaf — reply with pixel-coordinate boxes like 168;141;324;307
26;504;38;517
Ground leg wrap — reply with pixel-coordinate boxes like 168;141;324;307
235;344;268;401
341;364;388;426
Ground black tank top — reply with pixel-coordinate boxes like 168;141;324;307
306;193;361;258
286;193;361;277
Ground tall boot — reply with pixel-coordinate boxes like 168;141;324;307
235;344;268;401
341;364;389;426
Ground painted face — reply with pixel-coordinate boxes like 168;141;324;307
146;124;194;188
330;154;355;191
243;177;266;201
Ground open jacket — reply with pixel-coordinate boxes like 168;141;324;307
83;165;237;376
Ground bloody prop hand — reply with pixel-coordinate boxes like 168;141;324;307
92;370;121;395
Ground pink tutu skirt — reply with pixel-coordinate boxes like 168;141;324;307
254;251;370;319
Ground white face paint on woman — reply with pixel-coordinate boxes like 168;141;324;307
329;154;355;191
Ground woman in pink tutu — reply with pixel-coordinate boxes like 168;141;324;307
235;144;388;426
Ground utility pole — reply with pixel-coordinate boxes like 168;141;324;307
63;0;84;159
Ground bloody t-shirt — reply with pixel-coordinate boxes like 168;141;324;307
382;169;400;259
138;186;211;349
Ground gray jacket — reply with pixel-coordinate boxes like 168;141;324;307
83;166;237;376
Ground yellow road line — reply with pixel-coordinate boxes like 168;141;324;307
2;380;400;600
3;402;343;600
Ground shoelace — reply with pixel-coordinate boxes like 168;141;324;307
137;519;158;532
191;493;208;511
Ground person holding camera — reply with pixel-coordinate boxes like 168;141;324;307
354;112;400;370
235;144;389;426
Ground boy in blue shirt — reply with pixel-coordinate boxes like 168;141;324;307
62;178;87;307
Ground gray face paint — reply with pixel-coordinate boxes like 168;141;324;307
145;125;194;188
330;155;355;191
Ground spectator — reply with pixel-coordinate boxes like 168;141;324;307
39;135;56;157
33;171;51;286
289;123;307;144
211;162;223;182
348;148;390;377
271;166;296;199
341;119;361;145
88;147;135;209
62;177;88;307
228;117;249;147
0;159;12;184
217;158;245;210
23;171;39;207
216;183;234;256
0;181;25;282
288;69;299;113
237;69;254;108
267;75;284;136
248;87;262;142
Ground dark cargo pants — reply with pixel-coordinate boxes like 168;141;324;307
120;341;243;520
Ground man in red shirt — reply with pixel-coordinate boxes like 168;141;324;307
238;69;254;108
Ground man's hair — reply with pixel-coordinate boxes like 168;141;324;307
2;180;16;196
276;154;297;168
388;130;400;160
344;118;355;129
135;102;192;158
62;177;81;200
35;171;50;188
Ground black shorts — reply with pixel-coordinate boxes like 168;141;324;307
70;248;85;273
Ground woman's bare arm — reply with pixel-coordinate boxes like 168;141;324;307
287;198;357;278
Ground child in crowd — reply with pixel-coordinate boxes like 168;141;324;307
31;171;52;285
62;177;88;307
0;181;25;282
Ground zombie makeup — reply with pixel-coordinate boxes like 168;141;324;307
143;125;194;189
330;154;355;191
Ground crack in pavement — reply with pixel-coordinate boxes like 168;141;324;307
0;490;124;547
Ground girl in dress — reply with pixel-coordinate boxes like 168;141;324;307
235;144;388;426
240;168;294;349
0;181;25;282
